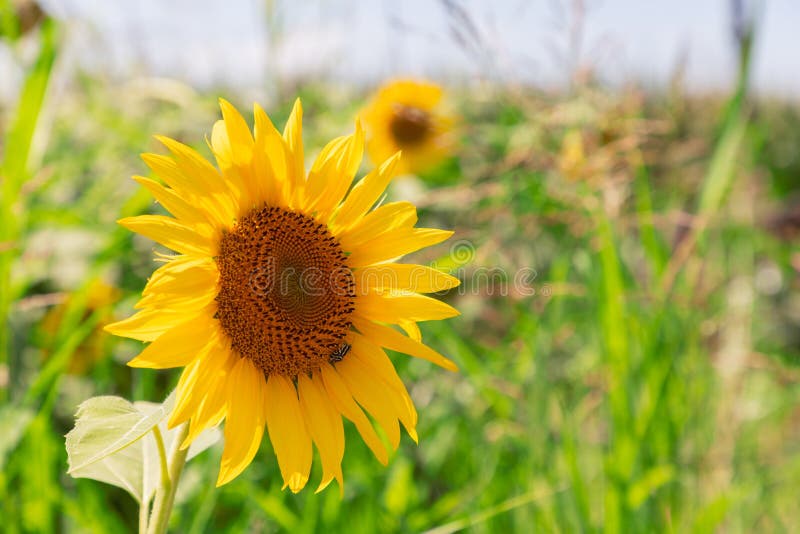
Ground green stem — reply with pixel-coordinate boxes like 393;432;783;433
146;423;190;534
139;499;149;534
152;426;170;490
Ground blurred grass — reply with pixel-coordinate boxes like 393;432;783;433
2;14;800;534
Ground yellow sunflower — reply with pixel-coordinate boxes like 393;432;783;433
105;99;460;493
361;79;456;175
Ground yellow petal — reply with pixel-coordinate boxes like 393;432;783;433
141;150;234;229
181;371;228;449
352;316;458;372
215;100;258;208
282;98;305;204
355;264;460;294
127;313;217;369
135;287;216;311
333;357;401;450
298;374;345;494
304;120;365;221
132;176;211;230
337;202;417;251
105;307;200;342
265;374;312;493
356;290;460;323
319;362;389;465
142;256;218;297
210;120;234;170
118;215;216;257
295;133;345;208
332;151;402;233
218;98;254;166
209;120;250;208
398;320;421;342
217;357;267;486
253;103;289;207
169;359;202;428
170;336;234;428
347;333;417;440
154;136;238;225
347;228;453;267
141;153;208;203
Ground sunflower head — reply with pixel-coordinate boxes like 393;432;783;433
106;99;460;494
362;79;456;175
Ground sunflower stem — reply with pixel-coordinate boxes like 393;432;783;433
152;426;170;490
139;498;149;534
146;423;189;534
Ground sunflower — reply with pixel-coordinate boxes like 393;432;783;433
361;79;456;175
106;99;460;493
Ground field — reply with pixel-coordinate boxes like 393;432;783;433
2;13;800;534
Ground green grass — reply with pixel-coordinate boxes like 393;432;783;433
2;18;800;534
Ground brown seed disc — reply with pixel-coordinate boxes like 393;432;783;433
215;206;355;377
389;104;431;147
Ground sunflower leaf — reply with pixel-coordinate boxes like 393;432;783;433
134;399;221;502
65;391;221;504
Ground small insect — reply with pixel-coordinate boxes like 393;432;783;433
328;343;351;363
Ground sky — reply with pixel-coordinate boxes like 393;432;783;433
18;0;800;98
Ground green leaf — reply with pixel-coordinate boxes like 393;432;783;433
134;399;220;503
65;392;220;504
626;464;675;509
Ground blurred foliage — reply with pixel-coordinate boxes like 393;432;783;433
1;10;800;534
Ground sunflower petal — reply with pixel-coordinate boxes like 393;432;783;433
337;202;417;251
298;374;345;494
105;307;200;342
355;264;460;294
132;176;210;230
352;317;458;371
118;215;216;257
219;98;254;166
253;103;289;207
282;98;305;203
265;374;312;493
319;362;389;465
181;372;228;449
209;120;251;207
304;120;365;220
170;337;234;428
210;120;234;170
142;256;218;297
154;136;238;225
398;320;422;342
356;290;459;324
127;313;217;369
332;151;402;233
348;333;417;440
347;228;453;267
141;153;208;204
333;358;401;449
217;358;267;486
135;287;216;311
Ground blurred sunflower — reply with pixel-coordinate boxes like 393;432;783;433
361;79;456;175
106;99;460;493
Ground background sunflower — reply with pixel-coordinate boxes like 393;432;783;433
361;79;457;176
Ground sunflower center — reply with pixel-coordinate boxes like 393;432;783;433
389;104;431;146
215;206;355;377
